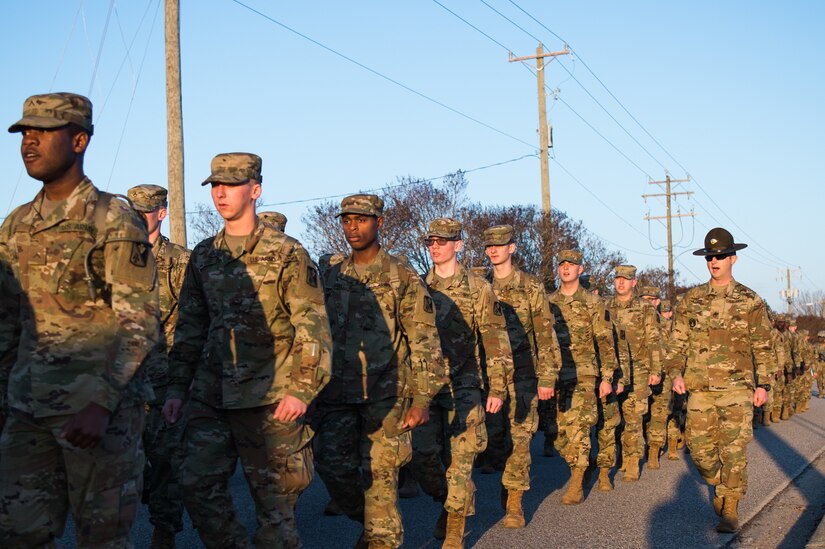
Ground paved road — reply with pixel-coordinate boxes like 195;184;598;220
59;394;825;548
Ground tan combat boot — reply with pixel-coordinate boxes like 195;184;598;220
433;508;448;540
667;436;680;460
561;468;585;505
647;446;660;470
368;542;393;549
781;407;790;420
716;498;739;533
712;486;723;516
761;409;771;426
442;513;466;549
622;458;640;481
597;467;613;492
502;489;525;528
150;528;176;549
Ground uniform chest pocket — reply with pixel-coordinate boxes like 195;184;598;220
48;232;95;294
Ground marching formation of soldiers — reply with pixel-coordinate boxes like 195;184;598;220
0;92;822;549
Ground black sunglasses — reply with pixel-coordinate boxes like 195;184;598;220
425;237;454;247
705;253;732;262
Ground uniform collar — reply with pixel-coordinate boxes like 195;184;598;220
28;177;95;231
427;261;468;289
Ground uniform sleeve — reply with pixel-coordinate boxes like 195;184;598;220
96;211;160;412
664;299;691;378
531;282;560;388
0;222;21;416
592;298;619;381
747;298;773;386
643;305;664;380
399;274;446;408
279;246;332;405
167;250;209;401
477;280;513;400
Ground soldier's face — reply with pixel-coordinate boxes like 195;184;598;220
613;277;636;298
20;126;87;183
210;181;261;222
662;310;673;320
428;239;462;266
641;295;660;307
557;261;582;283
485;243;515;266
340;214;382;251
706;253;736;284
141;207;167;236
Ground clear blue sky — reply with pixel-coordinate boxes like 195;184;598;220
1;1;823;312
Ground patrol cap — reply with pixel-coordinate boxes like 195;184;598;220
427;218;462;240
557;249;582;265
614;265;637;280
259;211;287;231
127;184;168;213
8;92;94;135
639;286;661;298
336;194;384;217
660;299;673;312
201;153;262;186
789;317;797;327
817;330;825;339
693;227;747;256
483;225;514;246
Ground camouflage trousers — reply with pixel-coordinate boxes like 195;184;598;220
411;387;487;515
646;375;671;448
142;387;187;534
772;374;786;417
817;366;825;397
498;381;539;491
0;400;144;548
685;389;753;500
796;373;812;408
314;398;412;548
783;375;796;412
596;393;620;468
538;394;558;440
556;377;598;470
180;400;313;549
620;389;650;460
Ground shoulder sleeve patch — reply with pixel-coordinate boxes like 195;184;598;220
306;265;318;288
493;301;503;316
130;242;149;267
423;295;434;314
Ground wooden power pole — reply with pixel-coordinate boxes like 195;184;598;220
165;0;186;245
778;267;799;315
509;43;569;214
643;174;693;299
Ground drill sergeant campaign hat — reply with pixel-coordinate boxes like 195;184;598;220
336;194;384;217
693;227;748;256
483;224;514;246
8;92;94;135
614;265;637;279
427;218;462;240
557;249;582;265
258;211;287;231
127;185;168;213
201;153;262;186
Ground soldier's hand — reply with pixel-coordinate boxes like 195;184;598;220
486;396;504;414
273;395;308;422
163;398;183;424
538;386;555;400
753;388;769;407
60;402;111;449
598;380;612;398
672;375;686;395
616;383;625;395
648;374;662;386
402;406;429;429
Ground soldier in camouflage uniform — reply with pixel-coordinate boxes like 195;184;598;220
481;225;560;527
638;286;671;469
127;184;191;548
259;210;287;232
315;194;445;549
659;299;687;458
600;265;663;487
0;93;160;547
163;153;331;548
796;329;814;412
549;249;619;505
771;315;794;422
412;218;510;549
815;331;825;399
668;228;772;533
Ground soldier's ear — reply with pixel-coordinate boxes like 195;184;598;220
376;215;384;230
730;255;738;267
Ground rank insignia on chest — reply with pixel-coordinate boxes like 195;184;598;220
604;310;610;322
620;329;626;340
689;318;697;328
130;243;149;267
306;266;318;288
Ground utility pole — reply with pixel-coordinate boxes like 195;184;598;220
643;174;693;299
778;268;800;315
509;43;570;214
165;0;186;245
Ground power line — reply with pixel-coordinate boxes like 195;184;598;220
229;0;536;150
88;0;116;96
431;0;510;53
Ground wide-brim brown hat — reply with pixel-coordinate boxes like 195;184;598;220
692;227;747;256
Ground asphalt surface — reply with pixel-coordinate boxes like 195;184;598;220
59;393;825;548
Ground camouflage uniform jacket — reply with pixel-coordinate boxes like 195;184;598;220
769;328;791;379
490;267;561;388
814;342;825;366
548;285;620;383
606;296;663;390
664;279;772;391
321;247;445;408
167;221;331;408
0;178;159;417
143;234;191;388
426;263;512;400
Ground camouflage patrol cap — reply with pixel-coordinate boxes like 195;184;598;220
127;184;168;212
336;194;384;217
817;330;825;339
9;92;94;135
660;299;673;312
201;153;262;186
789;317;797;327
639;286;661;298
557;249;582;265
259;211;287;231
614;265;637;280
427;218;462;240
483;225;514;246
